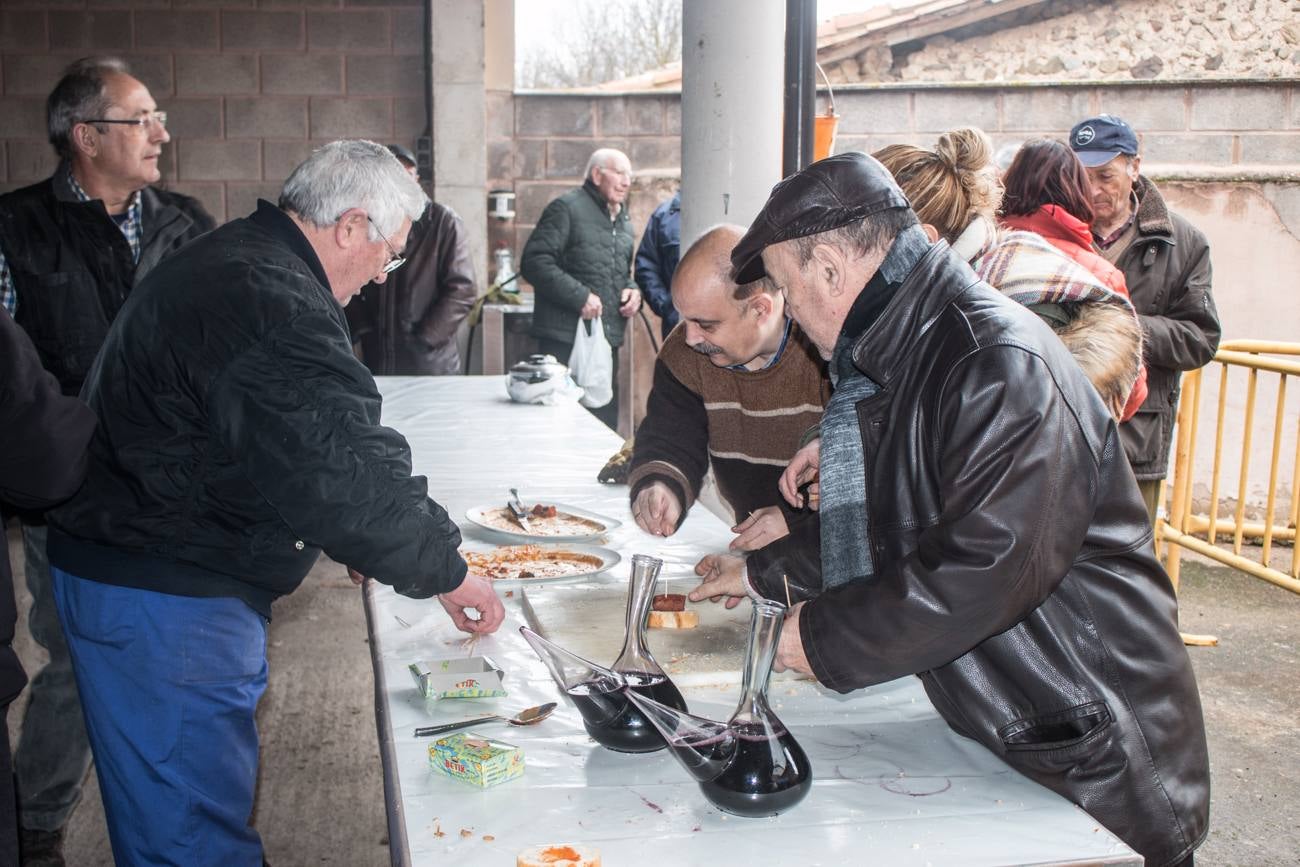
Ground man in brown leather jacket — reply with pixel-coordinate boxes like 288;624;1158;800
346;145;477;375
692;153;1210;867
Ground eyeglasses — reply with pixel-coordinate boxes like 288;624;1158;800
81;111;168;130
367;217;406;274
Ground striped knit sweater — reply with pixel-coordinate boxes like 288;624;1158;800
628;319;831;526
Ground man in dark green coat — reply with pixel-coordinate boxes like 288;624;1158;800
521;148;642;430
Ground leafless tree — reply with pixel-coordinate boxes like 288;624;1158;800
518;0;682;89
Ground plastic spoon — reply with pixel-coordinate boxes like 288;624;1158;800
413;702;557;738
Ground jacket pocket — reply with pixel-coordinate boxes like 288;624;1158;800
19;270;111;378
999;701;1115;771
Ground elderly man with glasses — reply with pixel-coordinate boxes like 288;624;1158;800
0;56;214;867
42;140;504;864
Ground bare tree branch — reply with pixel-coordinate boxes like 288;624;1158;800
518;0;683;89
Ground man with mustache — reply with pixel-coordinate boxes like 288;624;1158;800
0;56;214;866
1069;115;1220;525
628;225;829;554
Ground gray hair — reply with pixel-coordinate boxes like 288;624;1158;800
789;207;919;270
47;56;131;160
584;147;629;180
278;140;428;239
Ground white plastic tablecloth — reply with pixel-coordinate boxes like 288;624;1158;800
365;376;1139;866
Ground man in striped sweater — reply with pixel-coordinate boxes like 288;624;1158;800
628;225;830;550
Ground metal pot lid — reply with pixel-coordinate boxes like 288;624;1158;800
509;353;568;382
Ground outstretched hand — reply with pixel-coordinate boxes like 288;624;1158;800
439;573;505;634
729;506;789;552
689;553;747;609
779;437;821;510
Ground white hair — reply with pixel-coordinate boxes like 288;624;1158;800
279;140;428;240
584;147;629;180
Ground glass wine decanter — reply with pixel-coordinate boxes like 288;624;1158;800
625;598;812;817
518;554;687;754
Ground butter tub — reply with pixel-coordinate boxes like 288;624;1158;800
429;732;524;788
409;656;507;700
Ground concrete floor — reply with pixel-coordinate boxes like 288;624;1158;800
6;529;1298;866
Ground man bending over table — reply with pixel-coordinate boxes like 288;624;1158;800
629;225;829;553
47;140;503;865
691;153;1209;867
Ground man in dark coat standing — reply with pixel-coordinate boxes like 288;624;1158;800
0;56;214;865
346;145;478;375
1070;114;1220;523
0;307;96;867
521;147;642;430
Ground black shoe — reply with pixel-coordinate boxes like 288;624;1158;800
18;827;65;867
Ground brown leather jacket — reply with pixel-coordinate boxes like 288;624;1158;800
347;202;477;375
755;243;1209;866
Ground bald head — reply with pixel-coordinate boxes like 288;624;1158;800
671;224;786;370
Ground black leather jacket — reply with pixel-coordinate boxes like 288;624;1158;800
49;201;466;618
0;167;215;395
756;243;1209;866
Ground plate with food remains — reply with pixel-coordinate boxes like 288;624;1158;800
464;501;621;542
462;544;621;585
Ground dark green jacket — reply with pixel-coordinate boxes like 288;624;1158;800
521;180;635;347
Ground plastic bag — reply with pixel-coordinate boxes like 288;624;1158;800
569;316;613;408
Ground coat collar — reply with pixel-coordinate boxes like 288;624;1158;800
581;179;627;222
1133;175;1173;240
848;241;980;388
249;199;332;294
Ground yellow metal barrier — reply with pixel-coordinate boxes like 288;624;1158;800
1160;340;1300;595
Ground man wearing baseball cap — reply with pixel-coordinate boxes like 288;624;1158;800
1070;114;1220;523
692;152;1210;867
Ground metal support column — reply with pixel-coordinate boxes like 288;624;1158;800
680;0;786;252
783;0;818;176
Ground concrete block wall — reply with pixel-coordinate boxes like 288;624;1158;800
830;80;1300;172
0;0;429;223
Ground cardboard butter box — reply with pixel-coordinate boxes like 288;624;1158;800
429;732;524;788
408;657;507;700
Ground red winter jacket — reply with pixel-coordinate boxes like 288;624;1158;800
1003;205;1148;420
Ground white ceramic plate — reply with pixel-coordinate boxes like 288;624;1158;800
463;501;622;543
460;543;622;586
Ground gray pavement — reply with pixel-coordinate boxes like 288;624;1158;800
6;528;1297;865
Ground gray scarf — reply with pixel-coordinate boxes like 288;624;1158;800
819;225;930;588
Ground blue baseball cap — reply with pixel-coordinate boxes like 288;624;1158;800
1069;115;1139;167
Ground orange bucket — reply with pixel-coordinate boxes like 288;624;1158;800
814;113;839;161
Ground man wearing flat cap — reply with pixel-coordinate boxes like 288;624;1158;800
690;152;1210;867
1070;114;1220;524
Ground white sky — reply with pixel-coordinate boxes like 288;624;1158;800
515;0;893;62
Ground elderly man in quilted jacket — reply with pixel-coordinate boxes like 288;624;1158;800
521;147;642;430
692;153;1210;867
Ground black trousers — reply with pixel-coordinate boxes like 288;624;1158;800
536;336;620;433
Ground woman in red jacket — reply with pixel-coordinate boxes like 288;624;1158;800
1000;138;1148;419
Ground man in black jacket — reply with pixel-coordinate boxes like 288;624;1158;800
47;140;503;864
0;56;214;865
692;154;1209;867
0;309;96;867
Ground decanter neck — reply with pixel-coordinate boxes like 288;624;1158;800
612;554;664;675
733;599;786;722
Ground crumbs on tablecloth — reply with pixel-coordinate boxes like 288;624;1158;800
484;835;496;842
460;828;474;838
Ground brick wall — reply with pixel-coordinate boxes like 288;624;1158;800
0;0;429;223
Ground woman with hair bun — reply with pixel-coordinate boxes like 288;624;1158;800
875;128;1144;421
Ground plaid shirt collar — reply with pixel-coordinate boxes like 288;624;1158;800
65;164;143;264
1093;191;1140;250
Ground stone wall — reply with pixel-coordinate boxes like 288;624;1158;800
824;0;1300;84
